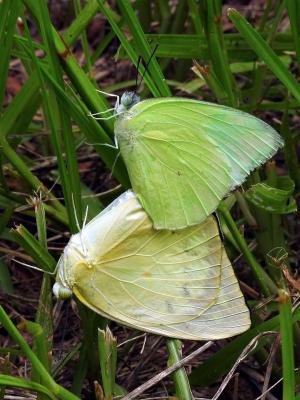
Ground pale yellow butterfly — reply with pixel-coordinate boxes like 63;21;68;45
53;190;250;340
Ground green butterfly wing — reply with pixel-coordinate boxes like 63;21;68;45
115;98;283;230
56;191;250;340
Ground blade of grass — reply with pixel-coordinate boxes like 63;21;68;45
189;304;300;387
286;0;300;69
97;0;160;97
116;0;170;96
32;195;53;386
39;64;130;187
278;289;295;400
73;0;92;73
19;320;50;378
281;109;300;189
0;138;67;223
0;0;22;113
204;0;238;106
166;339;193;400
0;375;56;400
23;0;113;134
30;1;82;232
187;0;203;35
228;8;300;104
98;327;117;399
218;201;277;297
11;224;56;273
0;305;80;400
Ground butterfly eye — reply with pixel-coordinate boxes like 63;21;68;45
121;92;140;109
53;282;72;299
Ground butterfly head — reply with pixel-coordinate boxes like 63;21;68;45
115;91;140;115
53;227;99;300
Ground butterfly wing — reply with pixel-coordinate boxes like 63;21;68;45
65;191;250;340
115;98;283;230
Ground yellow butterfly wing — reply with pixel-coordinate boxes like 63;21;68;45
56;191;250;340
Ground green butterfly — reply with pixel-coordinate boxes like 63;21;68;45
113;92;283;230
54;190;250;340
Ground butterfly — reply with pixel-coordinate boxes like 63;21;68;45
113;92;283;230
53;190;250;340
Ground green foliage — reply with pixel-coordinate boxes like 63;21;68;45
0;1;299;399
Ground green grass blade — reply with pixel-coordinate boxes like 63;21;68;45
19;320;51;377
228;8;300;104
0;375;56;400
286;0;300;69
0;305;80;400
187;0;203;35
30;1;82;232
63;0;101;47
204;0;237;106
0;0;22;113
98;327;117;398
278;289;295;400
0;259;13;295
116;0;170;96
166;339;193;400
218;202;277;297
189;304;300;387
97;0;160;97
11;224;56;273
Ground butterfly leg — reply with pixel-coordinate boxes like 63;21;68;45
96;89;120;109
89;108;115;117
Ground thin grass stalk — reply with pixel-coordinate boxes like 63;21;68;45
0;0;21;113
11;224;56;273
116;0;171;97
0;306;80;400
71;342;88;396
281;108;300;190
97;0;160;97
63;0;101;46
33;0;82;232
187;0;203;35
0;138;66;219
166;339;193;400
204;0;237;107
40;64;130;187
73;0;92;73
228;8;300;104
23;0;113;134
19;320;50;378
249;0;286;110
33;196;53;387
278;289;295;400
91;29;116;64
98;327;117;399
218;202;277;297
0;375;56;400
286;0;300;70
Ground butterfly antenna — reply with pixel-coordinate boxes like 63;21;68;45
82;205;89;230
13;258;56;275
71;193;88;259
135;55;142;90
137;44;159;91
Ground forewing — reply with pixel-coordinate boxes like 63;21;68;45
115;98;282;229
115;107;232;230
